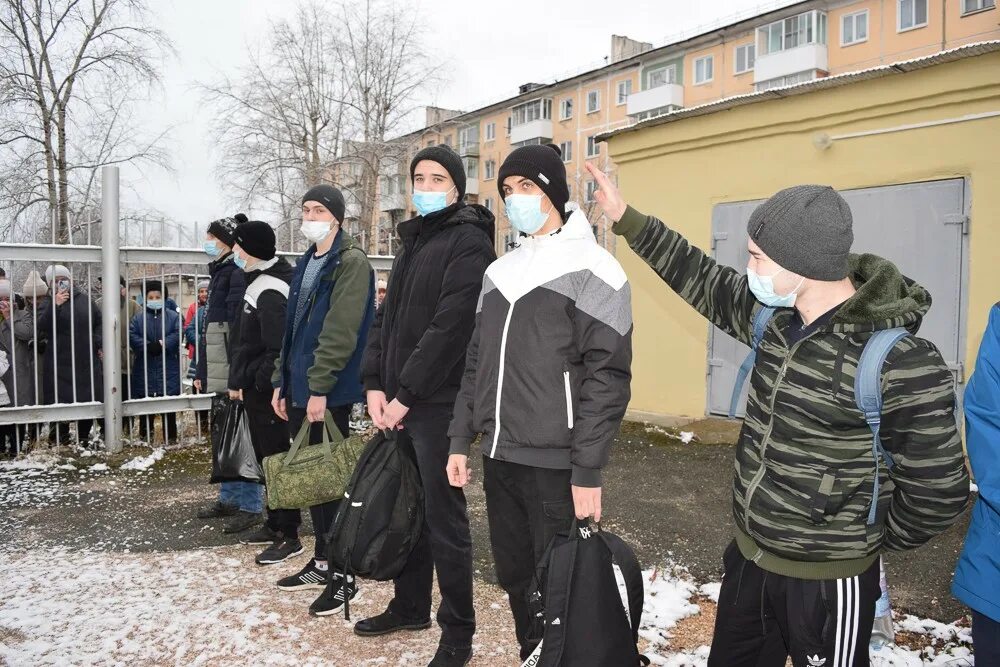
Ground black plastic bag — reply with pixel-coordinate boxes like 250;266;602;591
210;400;263;483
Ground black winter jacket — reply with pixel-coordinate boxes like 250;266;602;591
229;257;293;394
362;202;496;407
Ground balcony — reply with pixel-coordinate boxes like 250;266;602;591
343;196;361;220
466;179;479;196
459;141;479;157
510;119;553;145
754;43;828;84
626;84;685;117
380;193;406;212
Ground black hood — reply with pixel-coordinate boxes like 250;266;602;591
398;202;495;245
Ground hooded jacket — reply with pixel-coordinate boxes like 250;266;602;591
129;305;181;398
197;252;246;392
230;257;294;395
362;202;496;407
448;207;633;487
952;303;1000;622
37;286;103;405
614;206;969;580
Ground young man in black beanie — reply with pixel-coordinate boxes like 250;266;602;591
269;185;376;617
225;221;298;561
358;145;495;667
446;143;633;662
586;164;968;667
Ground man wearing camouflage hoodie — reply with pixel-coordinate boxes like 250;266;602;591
586;164;969;667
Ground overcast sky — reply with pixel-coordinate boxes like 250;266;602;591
125;0;798;230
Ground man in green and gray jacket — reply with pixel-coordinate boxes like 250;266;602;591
586;164;968;667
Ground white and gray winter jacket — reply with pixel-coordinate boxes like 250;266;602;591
448;207;633;487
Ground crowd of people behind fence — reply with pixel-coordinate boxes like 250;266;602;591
0;142;997;666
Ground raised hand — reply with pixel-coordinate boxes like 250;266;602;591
584;162;627;223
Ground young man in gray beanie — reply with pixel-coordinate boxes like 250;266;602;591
586;164;968;667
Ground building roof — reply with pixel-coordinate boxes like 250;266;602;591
597;41;1000;142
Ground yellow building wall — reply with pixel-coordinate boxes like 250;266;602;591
604;51;1000;419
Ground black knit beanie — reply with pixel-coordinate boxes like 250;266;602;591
207;213;247;248
497;144;569;220
302;185;346;222
747;185;854;281
410;144;466;199
233;220;277;261
143;279;167;298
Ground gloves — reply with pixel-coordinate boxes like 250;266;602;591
145;340;163;355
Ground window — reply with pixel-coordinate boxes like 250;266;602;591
443;134;453;147
458;125;479;152
898;0;928;31
485;122;496;141
734;44;755;74
587;90;600;113
512;99;552;126
694;55;714;85
754;70;816;92
484;159;496;180
463;157;478;180
513;138;543;147
559;141;573;162
584;180;598;203
646;64;677;88
616;80;632;105
484;197;494;212
841;10;869;45
758;10;828;55
962;0;995;14
560;98;573;120
586;136;600;158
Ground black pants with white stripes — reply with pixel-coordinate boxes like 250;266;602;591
708;541;880;667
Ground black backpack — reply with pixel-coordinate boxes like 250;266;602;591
525;522;650;667
326;430;424;619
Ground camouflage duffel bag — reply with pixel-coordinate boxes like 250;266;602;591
264;411;367;510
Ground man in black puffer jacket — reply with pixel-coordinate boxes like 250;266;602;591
359;145;496;667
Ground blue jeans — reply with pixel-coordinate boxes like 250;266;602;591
219;481;263;513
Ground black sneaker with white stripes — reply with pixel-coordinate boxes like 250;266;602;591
309;574;359;617
255;539;304;565
276;560;328;591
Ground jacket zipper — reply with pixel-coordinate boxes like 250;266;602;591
742;331;817;538
489;303;516;459
563;369;574;429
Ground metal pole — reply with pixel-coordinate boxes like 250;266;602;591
101;166;122;454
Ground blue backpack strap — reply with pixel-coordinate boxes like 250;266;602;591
729;306;777;419
854;328;910;525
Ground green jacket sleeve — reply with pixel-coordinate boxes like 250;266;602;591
613;205;759;346
879;339;970;551
307;249;373;396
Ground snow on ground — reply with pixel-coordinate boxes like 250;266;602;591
120;447;165;471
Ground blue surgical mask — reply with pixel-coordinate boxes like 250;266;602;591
412;187;455;217
747;268;804;308
147;300;163;310
233;253;248;270
504;194;552;236
203;242;222;257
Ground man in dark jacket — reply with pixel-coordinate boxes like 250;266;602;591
358;146;496;667
447;144;633;662
129;280;181;444
585;163;969;667
269;184;376;616
194;214;260;533
37;264;103;446
224;221;297;556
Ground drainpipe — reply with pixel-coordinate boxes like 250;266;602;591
941;0;947;51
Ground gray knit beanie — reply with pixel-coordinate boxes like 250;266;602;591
747;185;853;281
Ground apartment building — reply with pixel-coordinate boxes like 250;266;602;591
342;0;998;255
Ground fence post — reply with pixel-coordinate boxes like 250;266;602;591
101;166;122;453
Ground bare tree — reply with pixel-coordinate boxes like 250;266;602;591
0;0;171;243
337;0;442;252
200;2;349;252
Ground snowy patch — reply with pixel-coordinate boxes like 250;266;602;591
871;642;974;666
679;432;695;444
895;614;972;644
640;566;701;660
697;582;721;603
120;447;165;471
87;463;109;472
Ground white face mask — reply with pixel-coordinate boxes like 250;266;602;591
301;220;334;243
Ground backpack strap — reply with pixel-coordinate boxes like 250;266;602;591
243;275;289;308
597;532;645;642
854;328;909;525
729;306;777;418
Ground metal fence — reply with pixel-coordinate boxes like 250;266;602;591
0;167;392;454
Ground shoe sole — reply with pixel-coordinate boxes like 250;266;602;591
311;592;363;618
241;538;278;546
276;580;327;592
256;546;305;565
352;619;432;635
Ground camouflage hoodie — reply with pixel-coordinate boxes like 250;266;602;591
615;206;969;580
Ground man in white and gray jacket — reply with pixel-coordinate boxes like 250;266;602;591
446;143;633;662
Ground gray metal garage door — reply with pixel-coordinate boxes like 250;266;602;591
708;178;968;417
